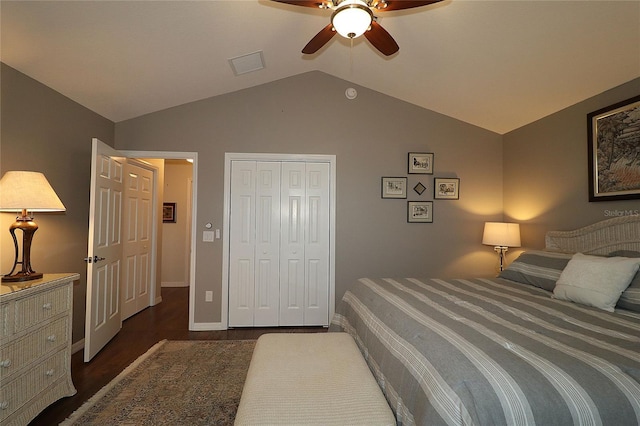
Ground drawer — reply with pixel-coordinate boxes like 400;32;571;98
0;317;69;378
0;349;69;422
14;285;70;332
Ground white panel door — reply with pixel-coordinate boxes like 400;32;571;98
303;162;330;325
85;139;124;362
228;161;257;326
279;162;306;326
254;162;281;326
226;157;331;328
121;162;154;320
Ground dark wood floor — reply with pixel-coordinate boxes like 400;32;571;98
30;287;326;425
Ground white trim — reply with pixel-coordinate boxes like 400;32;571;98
71;338;85;354
121;150;199;331
190;321;227;331
161;281;188;287
222;152;336;330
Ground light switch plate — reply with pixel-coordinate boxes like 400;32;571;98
203;231;215;242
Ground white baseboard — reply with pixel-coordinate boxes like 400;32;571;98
153;295;163;305
71;338;85;355
190;322;226;331
161;281;189;287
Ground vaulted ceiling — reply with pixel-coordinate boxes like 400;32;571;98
2;0;639;134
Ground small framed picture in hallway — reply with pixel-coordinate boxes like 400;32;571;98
163;202;176;223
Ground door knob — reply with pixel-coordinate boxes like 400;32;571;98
83;255;106;263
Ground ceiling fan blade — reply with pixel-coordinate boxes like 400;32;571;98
364;21;399;56
270;0;333;9
373;0;442;11
302;24;336;54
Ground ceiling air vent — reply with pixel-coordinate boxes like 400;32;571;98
228;51;265;76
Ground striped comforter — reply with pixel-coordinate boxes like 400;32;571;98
329;277;640;426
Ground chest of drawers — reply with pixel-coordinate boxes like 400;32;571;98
1;273;79;426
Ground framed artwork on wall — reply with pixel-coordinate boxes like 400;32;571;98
587;95;640;201
381;177;407;199
408;201;433;223
434;178;460;200
163;202;176;223
408;152;434;174
413;182;426;195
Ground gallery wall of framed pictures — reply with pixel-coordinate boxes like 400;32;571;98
380;152;460;223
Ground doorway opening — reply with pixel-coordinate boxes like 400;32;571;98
159;159;193;289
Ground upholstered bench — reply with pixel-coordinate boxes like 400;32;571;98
234;332;395;426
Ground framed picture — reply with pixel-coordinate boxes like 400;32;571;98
408;152;434;174
587;95;640;201
163;202;176;223
434;177;460;200
408;201;433;223
381;177;407;199
413;182;426;195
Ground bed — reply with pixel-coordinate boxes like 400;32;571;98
329;216;640;426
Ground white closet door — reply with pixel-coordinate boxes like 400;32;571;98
228;161;257;327
254;162;281;326
279;162;306;326
228;158;331;327
303;162;330;325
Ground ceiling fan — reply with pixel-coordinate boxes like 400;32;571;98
271;0;442;56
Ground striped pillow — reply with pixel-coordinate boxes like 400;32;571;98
611;251;640;313
499;250;573;292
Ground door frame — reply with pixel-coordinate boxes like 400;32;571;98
222;153;336;330
122;150;199;331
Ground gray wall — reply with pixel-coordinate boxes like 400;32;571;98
0;63;115;344
503;77;640;249
115;71;504;325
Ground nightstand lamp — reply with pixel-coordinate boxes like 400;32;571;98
0;171;66;282
482;222;521;272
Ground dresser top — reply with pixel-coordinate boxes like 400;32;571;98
0;273;80;298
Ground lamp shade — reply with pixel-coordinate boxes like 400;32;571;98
482;222;521;247
331;0;373;39
0;171;66;212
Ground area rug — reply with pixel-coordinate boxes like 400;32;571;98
61;340;256;425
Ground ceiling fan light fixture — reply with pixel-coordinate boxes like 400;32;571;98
331;0;373;39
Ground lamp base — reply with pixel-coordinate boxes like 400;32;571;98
494;246;508;272
2;211;42;283
2;271;43;283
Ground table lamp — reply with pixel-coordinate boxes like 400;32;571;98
0;171;66;282
482;222;521;272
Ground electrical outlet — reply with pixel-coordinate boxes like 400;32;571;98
205;291;213;302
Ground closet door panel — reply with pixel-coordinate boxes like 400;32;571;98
304;163;330;325
280;162;306;326
227;157;331;328
228;161;257;326
254;162;281;326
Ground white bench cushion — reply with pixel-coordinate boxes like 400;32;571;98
235;332;395;426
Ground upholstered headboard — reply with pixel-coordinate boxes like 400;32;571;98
545;215;640;255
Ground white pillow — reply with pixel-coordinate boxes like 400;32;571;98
553;253;640;312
